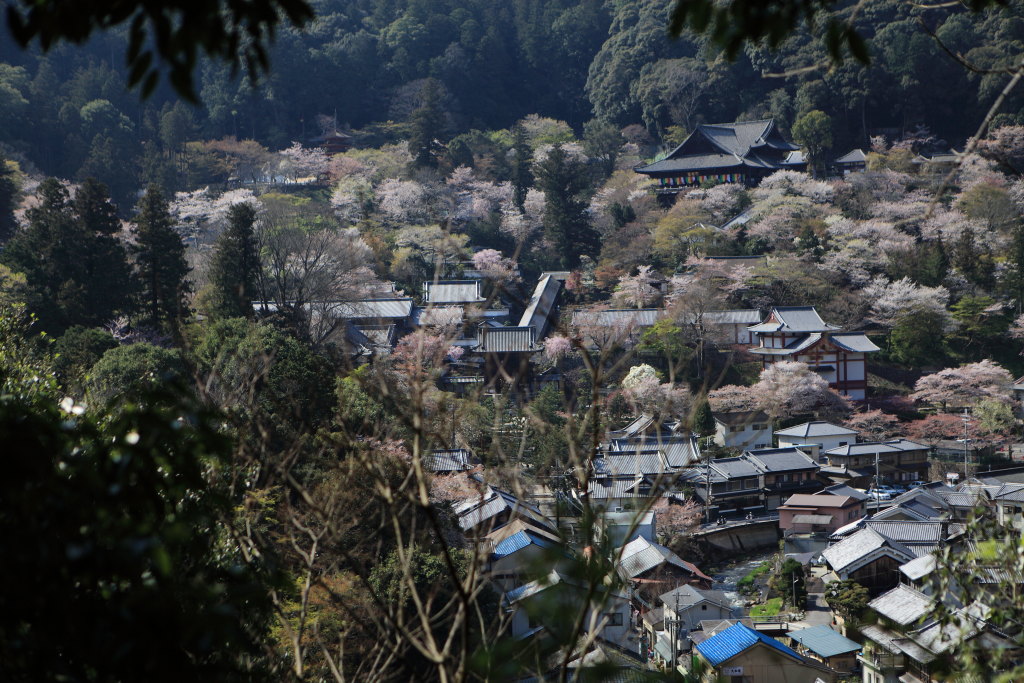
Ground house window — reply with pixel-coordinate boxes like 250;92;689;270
752;423;767;430
701;604;707;611
603;612;623;626
839;441;848;446
728;425;745;433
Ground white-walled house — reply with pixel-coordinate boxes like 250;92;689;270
713;410;772;450
775;421;858;453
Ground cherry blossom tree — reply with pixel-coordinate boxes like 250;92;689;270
330;176;374;224
755;361;850;420
708;384;760;412
976;125;1024;175
429;473;481;503
652;497;703;542
613;265;661;309
498;190;545;245
621;363;691;416
279;142;331;182
543;335;573;361
911;360;1014;410
376;178;430;223
471;249;518;284
844;409;900;441
754;170;834;204
862;277;953;329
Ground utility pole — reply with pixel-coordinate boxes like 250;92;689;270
962;409;971;482
874;451;880;492
696;436;712;524
669;590;681;667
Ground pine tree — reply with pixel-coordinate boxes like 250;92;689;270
0;155;17;243
0;178;78;328
133;185;190;329
208;203;259;318
510;122;532;211
952;228;994;289
916;239;948;288
533;143;599;269
73;178;135;325
408;79;445;169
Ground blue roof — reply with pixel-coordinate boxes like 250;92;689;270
787;625;861;658
696;622;803;667
491;530;554;559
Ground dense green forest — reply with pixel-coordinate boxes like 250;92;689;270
1;0;1023;205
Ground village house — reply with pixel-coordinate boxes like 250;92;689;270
778;492;866;537
785;625;861;674
616;536;713;608
487;526;566;593
634;119;803;192
454;484;556;538
822;520;965;596
695;309;763;345
775;421;859;457
713;410;772;451
682;446;821;518
692;622;836;683
859;584;1019;683
820;438;931;488
648;584;735;664
747;306;879;400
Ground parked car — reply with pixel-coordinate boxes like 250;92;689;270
908;480;928;489
867;489;892;501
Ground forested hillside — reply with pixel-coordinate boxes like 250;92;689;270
0;0;1023;203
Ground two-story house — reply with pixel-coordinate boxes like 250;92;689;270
775;421;859;457
778;493;866;536
821;439;930;488
713;410;772;450
683;447;821;517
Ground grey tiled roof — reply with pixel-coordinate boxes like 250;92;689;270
616;536;703;580
423;280;484;304
743;447;819;473
703;309;763;324
822;527;914;572
659;583;732;611
831;332;881;353
331;298;414;320
571;308;663;329
595;453;669;477
424;449;473;473
709;457;760;479
748;306;840;333
868;584;933;626
835;148;867;164
776;421;858;438
518;274;561;338
476;326;539;353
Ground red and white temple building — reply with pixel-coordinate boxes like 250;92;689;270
747;306;879;400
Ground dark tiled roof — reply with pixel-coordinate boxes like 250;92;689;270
476;326;539;353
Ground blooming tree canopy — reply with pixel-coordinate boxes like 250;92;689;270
911;360;1014;409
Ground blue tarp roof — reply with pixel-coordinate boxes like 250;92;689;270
696;622;803;667
787;625;861;658
491;530;554;559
